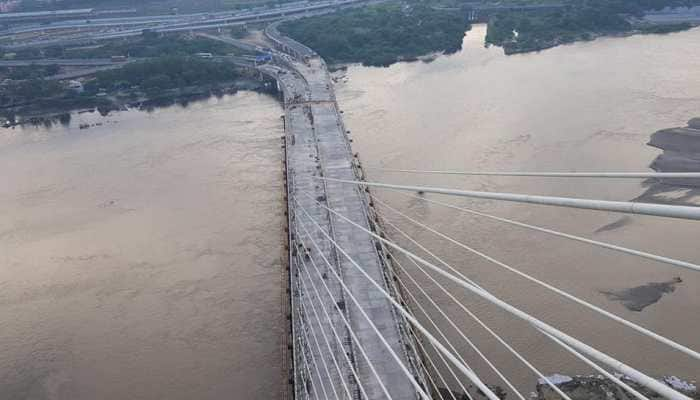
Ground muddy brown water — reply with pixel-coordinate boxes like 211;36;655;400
2;24;700;399
335;25;700;393
0;92;286;400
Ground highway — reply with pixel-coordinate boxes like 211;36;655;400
0;58;130;66
1;0;373;49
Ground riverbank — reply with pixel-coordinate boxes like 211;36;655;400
1;78;274;128
1;56;275;127
0;32;264;126
488;23;698;55
1;77;276;127
279;2;471;67
485;1;700;55
279;1;700;63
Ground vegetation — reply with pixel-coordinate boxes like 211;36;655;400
230;25;249;39
639;22;694;33
85;56;239;95
0;65;60;80
1;56;248;123
485;0;700;54
279;3;471;67
0;79;65;107
33;32;239;60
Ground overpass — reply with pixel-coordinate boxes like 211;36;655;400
0;58;134;67
0;0;379;49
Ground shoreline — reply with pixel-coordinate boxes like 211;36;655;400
1;78;277;128
499;24;700;56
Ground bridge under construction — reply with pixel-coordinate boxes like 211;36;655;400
251;21;700;400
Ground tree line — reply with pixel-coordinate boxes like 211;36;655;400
486;0;700;54
280;3;471;67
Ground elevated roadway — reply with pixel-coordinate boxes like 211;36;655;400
0;58;131;66
251;29;429;400
1;0;374;49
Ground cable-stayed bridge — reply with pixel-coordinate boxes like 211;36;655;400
254;25;700;400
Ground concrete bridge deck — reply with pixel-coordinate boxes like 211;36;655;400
259;32;427;400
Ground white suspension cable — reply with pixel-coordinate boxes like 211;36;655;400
297;262;371;400
299;296;345;400
300;191;693;400
316;177;700;221
397;230;649;400
388;189;700;273
364;168;700;179
298;331;322;400
383;217;573;400
295;233;392;400
304;207;464;400
295;217;433;400
405;322;455;400
395;239;574;400
393;222;637;400
538;329;650;400
390;259;471;400
387;221;638;400
295;197;502;400
391;248;525;400
299;299;333;400
372;195;700;361
298;257;357;400
390;212;665;400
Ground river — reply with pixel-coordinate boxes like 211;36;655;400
0;92;286;399
335;25;700;393
1;24;699;399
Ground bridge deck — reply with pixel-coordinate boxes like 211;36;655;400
266;48;423;399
